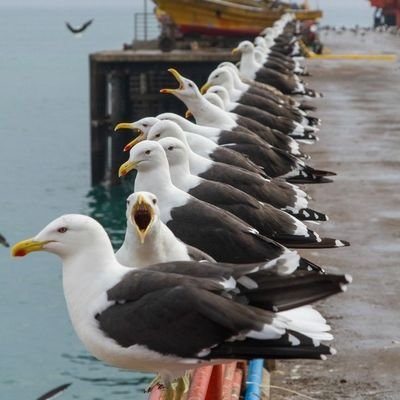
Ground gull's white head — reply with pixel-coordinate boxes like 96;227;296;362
114;117;160;152
232;41;254;55
147;120;187;145
206;85;230;107
11;214;110;260
119;140;168;177
157;137;189;169
157;113;198;133
203;92;225;110
125;192;160;244
254;36;267;48
202;67;234;94
217;62;239;73
157;113;185;125
160;69;202;101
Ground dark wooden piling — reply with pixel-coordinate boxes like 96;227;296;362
89;49;238;186
110;71;131;186
90;56;109;186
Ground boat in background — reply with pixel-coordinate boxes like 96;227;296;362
153;0;322;50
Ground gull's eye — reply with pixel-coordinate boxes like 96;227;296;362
57;227;68;234
143;123;148;127
152;198;157;205
168;146;174;151
126;200;130;206
145;150;151;155
188;83;193;88
155;134;161;138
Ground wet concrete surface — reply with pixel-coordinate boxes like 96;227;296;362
271;32;400;399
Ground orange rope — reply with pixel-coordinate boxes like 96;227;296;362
205;364;224;400
148;384;163;400
231;368;244;400
188;366;213;400
222;362;237;400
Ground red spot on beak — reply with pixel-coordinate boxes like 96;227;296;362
14;250;27;257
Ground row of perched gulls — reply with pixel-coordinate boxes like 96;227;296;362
320;24;400;37
12;13;351;400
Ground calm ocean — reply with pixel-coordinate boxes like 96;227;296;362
0;3;372;399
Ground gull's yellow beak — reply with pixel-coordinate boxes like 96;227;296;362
232;47;239;54
130;194;156;244
160;68;184;94
11;239;50;257
200;82;211;95
118;160;137;177
123;132;145;152
114;122;136;132
185;109;193;119
114;123;145;152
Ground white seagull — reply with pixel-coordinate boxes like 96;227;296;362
12;214;350;399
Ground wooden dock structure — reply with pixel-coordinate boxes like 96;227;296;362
90;49;238;186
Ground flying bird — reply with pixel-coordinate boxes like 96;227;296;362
36;383;71;400
0;232;9;247
65;19;93;35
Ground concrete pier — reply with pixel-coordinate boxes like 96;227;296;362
272;31;400;400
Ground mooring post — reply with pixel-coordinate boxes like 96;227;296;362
110;70;131;185
90;56;109;186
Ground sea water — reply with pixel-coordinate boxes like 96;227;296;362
0;2;372;399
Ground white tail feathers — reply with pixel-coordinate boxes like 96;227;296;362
278;306;333;342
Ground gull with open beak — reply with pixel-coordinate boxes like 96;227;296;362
114;118;160;153
116;191;214;268
160;69;336;184
11;213;350;400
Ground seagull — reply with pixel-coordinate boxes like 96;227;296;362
140;117;329;222
254;36;308;76
157;113;307;159
160;69;311;147
12;214;351;399
130;120;327;222
153;135;349;249
0;232;9;247
115;117;268;176
233;41;320;97
157;112;307;162
217;62;318;113
164;109;307;155
65;19;93;35
205;85;316;139
116;191;215;267
36;383;71;400
200;89;311;151
159;69;333;183
118;140;322;268
115;113;316;217
200;67;318;128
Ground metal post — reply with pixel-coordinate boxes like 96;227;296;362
144;0;148;41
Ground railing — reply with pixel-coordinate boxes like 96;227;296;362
134;12;160;42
